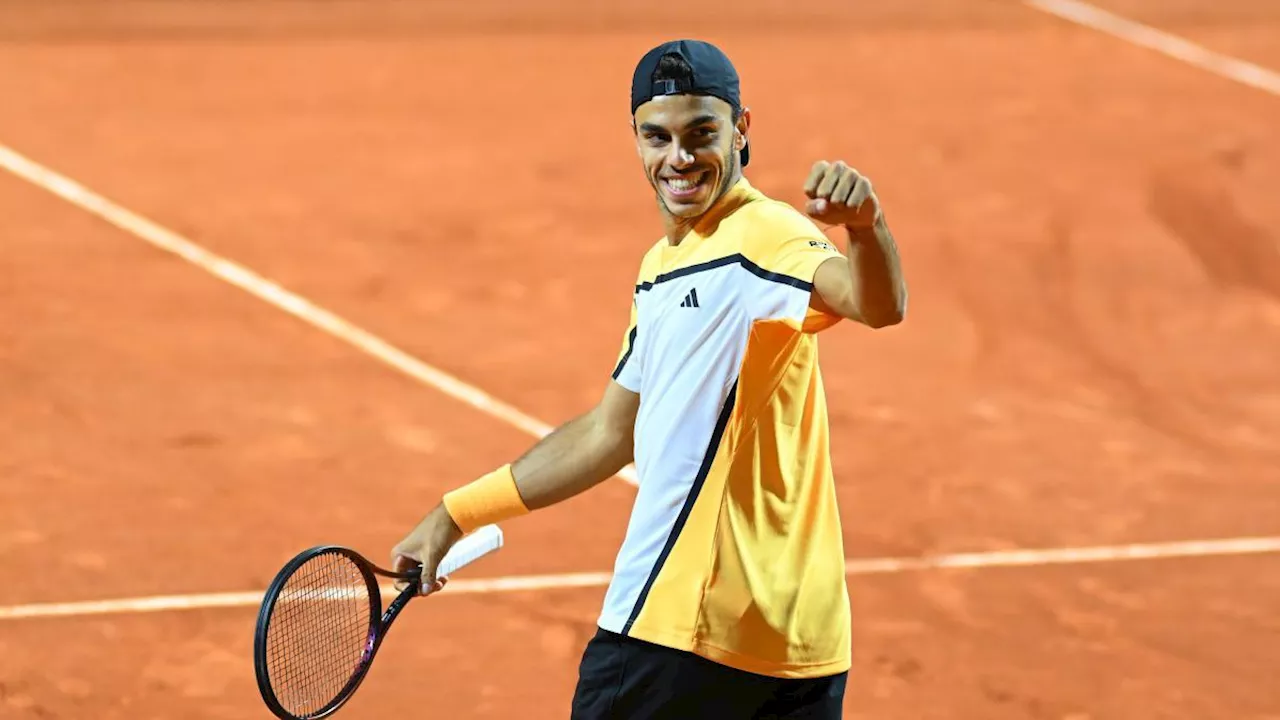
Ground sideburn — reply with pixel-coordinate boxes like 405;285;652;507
715;145;739;198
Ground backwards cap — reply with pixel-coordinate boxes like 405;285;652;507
629;39;750;167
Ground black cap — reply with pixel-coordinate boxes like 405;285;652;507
630;39;749;167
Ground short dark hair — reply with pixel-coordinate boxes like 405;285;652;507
651;52;743;122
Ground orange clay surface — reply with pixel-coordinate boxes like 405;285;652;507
2;1;1279;718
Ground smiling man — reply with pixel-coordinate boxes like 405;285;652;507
391;39;907;719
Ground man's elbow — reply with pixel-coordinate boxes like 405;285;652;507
864;311;903;329
861;294;906;329
587;410;635;468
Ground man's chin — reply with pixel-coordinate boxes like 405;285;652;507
664;203;705;218
659;192;715;219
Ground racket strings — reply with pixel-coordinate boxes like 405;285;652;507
263;552;375;717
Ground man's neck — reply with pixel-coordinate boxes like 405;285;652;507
661;168;743;246
663;215;697;246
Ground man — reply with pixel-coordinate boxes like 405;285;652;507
391;39;907;718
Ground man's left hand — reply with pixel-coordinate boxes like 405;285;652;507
802;161;882;230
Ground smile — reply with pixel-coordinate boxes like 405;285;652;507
662;172;708;199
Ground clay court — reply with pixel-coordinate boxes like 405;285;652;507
2;0;1279;717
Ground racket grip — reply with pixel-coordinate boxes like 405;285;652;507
436;524;504;577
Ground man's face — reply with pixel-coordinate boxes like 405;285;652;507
633;94;749;220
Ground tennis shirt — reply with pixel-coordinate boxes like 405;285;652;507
599;176;851;679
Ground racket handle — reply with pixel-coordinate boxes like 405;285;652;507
436;524;504;577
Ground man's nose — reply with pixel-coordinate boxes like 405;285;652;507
668;143;695;168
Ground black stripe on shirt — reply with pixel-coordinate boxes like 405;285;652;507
621;378;740;636
634;254;812;294
611;325;638;380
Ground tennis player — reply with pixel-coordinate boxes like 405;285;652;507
392;38;907;718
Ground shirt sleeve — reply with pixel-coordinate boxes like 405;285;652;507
610;296;641;392
751;234;846;333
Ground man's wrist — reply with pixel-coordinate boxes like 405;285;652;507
430;502;464;543
440;463;530;534
843;215;887;242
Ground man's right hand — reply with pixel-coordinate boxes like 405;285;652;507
390;503;464;596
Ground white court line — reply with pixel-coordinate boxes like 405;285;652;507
1025;0;1280;96
0;143;638;486
3;536;1278;621
0;572;616;621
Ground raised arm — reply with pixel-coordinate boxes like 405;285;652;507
803;160;907;329
389;379;640;592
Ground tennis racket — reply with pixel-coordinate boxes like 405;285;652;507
253;524;504;720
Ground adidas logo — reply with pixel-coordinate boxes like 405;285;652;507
679;288;700;308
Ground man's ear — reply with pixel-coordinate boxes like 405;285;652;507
735;107;751;151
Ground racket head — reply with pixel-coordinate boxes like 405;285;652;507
253;546;396;720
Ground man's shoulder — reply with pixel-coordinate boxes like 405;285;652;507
734;193;830;256
628;237;667;288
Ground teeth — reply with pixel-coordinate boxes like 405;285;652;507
666;176;700;191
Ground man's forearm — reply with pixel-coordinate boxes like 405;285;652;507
510;409;633;510
846;217;907;328
423;410;630;547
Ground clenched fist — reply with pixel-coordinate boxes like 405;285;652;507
802;161;882;230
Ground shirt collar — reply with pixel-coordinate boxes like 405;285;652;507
685;175;758;240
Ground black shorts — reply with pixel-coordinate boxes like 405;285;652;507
570;628;847;720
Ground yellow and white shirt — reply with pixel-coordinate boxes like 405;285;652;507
601;177;850;679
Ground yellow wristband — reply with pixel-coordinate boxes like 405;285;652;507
441;464;530;534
